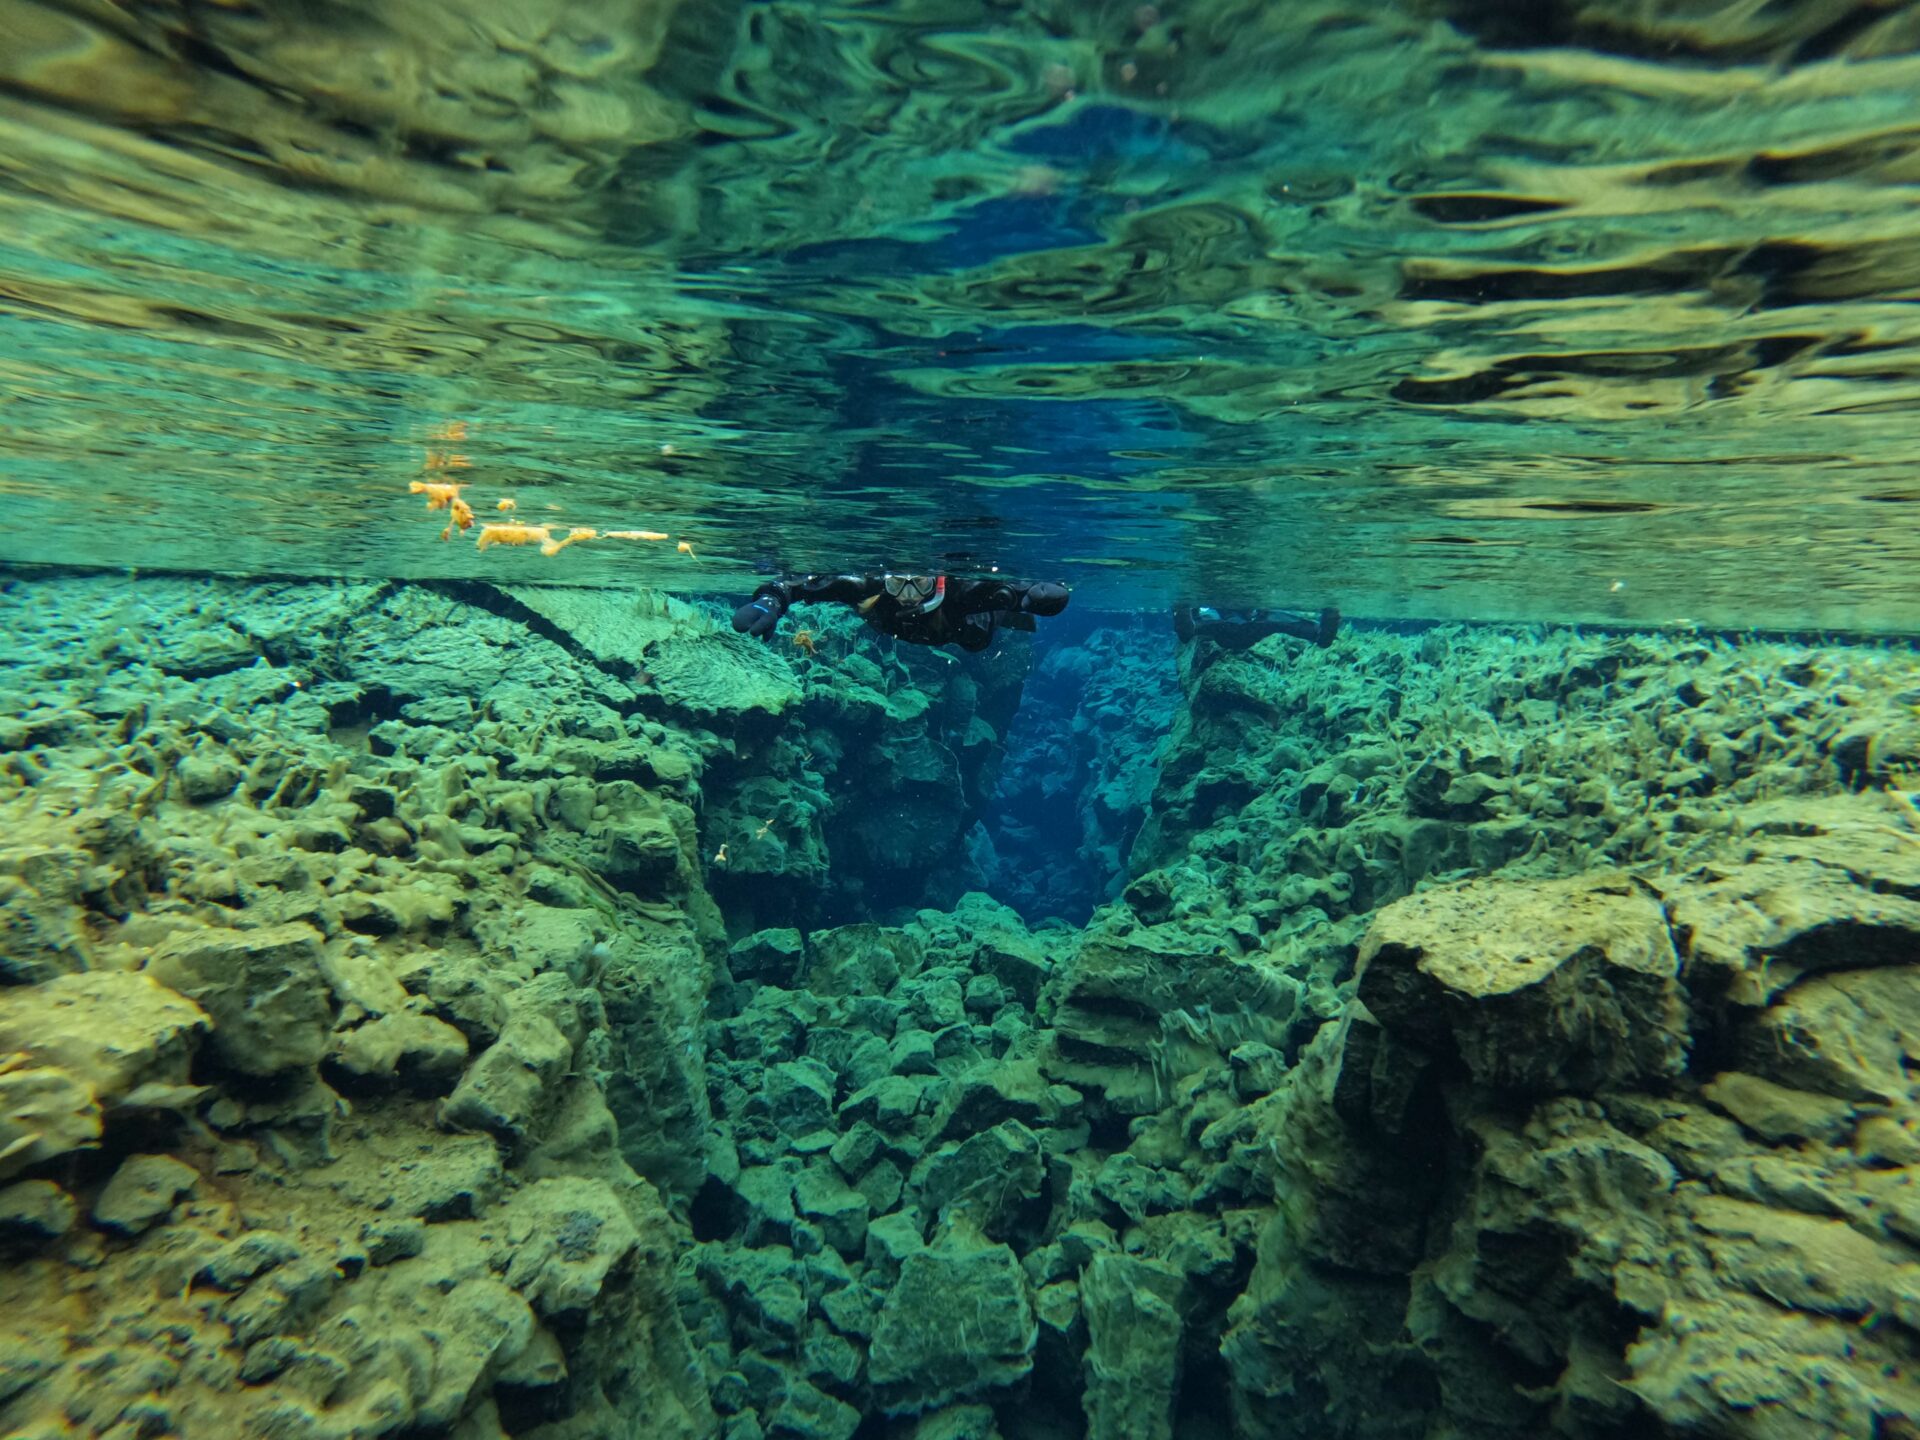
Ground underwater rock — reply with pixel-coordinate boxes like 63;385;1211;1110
1081;1253;1184;1440
0;972;211;1180
0;1061;101;1181
915;1120;1046;1239
0;1179;77;1251
792;1167;870;1259
1670;828;1920;1009
1045;924;1299;1117
730;927;806;986
648;631;802;725
0;969;207;1102
9;572;1920;1440
146;922;333;1076
1356;872;1686;1092
806;924;924;997
176;751;241;803
92;1152;199;1234
765;1375;861;1440
1700;1070;1854;1146
0;838;103;982
868;1239;1036;1413
497;1176;640;1318
440;1008;574;1142
330;1009;470;1092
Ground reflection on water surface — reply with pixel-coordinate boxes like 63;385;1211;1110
4;0;1920;628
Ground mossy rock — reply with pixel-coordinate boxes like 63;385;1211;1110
645;632;801;720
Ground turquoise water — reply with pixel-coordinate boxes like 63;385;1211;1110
5;0;1920;627
5;7;1920;1440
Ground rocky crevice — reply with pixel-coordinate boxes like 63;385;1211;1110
2;570;1919;1440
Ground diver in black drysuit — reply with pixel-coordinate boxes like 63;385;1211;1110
733;573;1070;652
1174;605;1341;649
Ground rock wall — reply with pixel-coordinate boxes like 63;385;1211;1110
0;569;1058;1440
1118;619;1920;1438
1225;811;1920;1438
0;573;729;1440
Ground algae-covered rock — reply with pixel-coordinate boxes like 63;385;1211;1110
93;1153;199;1234
0;970;208;1101
331;1010;470;1092
869;1240;1036;1412
1082;1253;1184;1440
0;840;101;982
440;1009;574;1142
916;1120;1045;1238
730;927;806;985
647;632;802;722
807;924;924;997
1671;834;1920;1009
496;1177;641;1319
1357;872;1686;1092
146;922;333;1075
0;1061;100;1180
0;1179;77;1251
793;1167;871;1258
1734;965;1920;1106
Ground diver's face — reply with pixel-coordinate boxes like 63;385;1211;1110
885;575;936;610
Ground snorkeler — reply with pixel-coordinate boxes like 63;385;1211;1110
1175;605;1341;649
733;573;1070;652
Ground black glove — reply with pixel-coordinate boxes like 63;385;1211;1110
1020;581;1070;616
732;586;788;640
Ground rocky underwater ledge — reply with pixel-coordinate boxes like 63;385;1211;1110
0;569;1917;1440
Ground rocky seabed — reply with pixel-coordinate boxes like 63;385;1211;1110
1;570;1917;1440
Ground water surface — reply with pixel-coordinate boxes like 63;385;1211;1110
4;0;1920;629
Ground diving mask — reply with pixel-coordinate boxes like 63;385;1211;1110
883;574;946;613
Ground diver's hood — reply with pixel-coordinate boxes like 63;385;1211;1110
883;574;946;613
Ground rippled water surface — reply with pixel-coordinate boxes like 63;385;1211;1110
5;0;1920;629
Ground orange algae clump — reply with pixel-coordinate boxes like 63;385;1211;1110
439;496;476;541
410;480;466;511
605;530;670;542
541;527;597;557
476;522;553;551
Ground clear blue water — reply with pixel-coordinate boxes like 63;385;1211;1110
3;0;1920;628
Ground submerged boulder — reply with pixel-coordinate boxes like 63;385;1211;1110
0;970;208;1101
146;922;333;1076
1356;872;1686;1093
869;1239;1036;1413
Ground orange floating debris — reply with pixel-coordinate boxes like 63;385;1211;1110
410;479;466;511
422;450;471;471
540;527;597;557
427;420;469;443
439;496;476;541
475;522;552;551
496;498;516;512
604;529;671;542
677;540;695;556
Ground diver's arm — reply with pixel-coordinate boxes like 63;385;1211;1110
732;581;790;639
732;574;885;641
790;574;884;606
953;578;1069;616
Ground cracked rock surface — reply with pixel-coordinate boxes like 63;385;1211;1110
3;570;1918;1440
